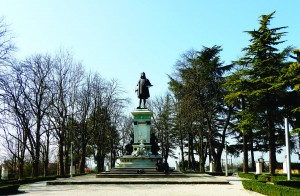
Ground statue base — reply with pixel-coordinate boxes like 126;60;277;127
116;108;162;169
118;155;161;168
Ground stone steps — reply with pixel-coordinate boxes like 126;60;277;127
96;173;187;178
96;167;186;178
110;167;157;173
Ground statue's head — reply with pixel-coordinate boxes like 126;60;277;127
141;72;146;79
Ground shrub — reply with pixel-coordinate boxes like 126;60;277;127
243;180;300;196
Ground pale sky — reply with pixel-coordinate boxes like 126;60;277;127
1;1;299;163
1;1;299;110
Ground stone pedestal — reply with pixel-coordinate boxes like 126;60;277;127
256;162;262;174
118;155;159;168
117;108;161;169
132;109;152;144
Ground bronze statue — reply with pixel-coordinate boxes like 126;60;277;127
136;72;152;108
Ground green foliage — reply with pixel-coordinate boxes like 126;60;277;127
238;172;257;180
242;180;300;196
225;11;294;174
291;128;300;134
169;45;233;172
257;174;271;182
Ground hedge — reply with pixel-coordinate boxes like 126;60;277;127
0;176;57;185
242;180;300;196
239;173;300;182
0;184;20;195
275;180;300;188
238;172;257;180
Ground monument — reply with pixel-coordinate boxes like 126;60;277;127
117;72;161;168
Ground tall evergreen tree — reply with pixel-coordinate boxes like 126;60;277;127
285;49;300;153
169;46;232;172
227;12;291;174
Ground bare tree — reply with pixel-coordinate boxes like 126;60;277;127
49;50;84;176
150;94;177;164
0;17;15;66
0;65;30;179
75;73;92;174
89;76;128;172
18;55;53;177
118;115;134;156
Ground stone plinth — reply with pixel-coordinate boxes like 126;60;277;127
132;109;152;144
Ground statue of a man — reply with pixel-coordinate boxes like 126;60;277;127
136;72;152;109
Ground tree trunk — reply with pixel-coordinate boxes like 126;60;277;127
267;109;276;175
241;97;249;173
249;130;255;169
243;131;249;173
80;144;86;173
191;138;195;170
214;106;232;173
269;126;276;174
198;128;205;173
32;143;40;177
179;126;185;171
215;159;222;172
32;124;41;177
44;132;50;177
44;155;49;177
18;160;24;180
207;116;213;166
96;153;105;173
64;146;69;176
32;158;39;177
188;133;193;169
58;143;65;176
180;142;185;171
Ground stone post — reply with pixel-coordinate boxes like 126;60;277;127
256;162;262;174
1;166;8;180
209;162;215;172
